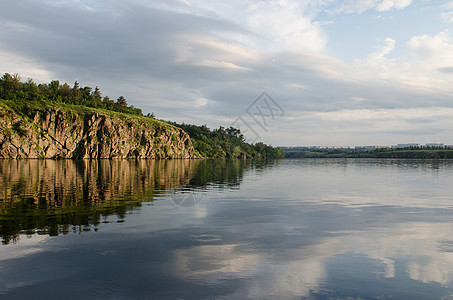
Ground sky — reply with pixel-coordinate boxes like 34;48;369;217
1;0;453;146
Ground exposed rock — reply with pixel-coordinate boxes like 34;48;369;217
0;106;197;159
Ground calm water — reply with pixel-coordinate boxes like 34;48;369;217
1;159;453;299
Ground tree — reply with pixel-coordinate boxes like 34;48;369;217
226;126;241;137
92;86;102;103
58;83;72;100
12;73;21;87
72;81;81;100
0;73;13;98
82;86;92;100
49;80;59;101
116;96;127;107
0;73;21;97
23;78;39;99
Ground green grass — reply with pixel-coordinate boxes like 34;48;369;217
0;98;174;131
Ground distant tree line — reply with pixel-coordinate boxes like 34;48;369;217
283;147;453;159
169;122;283;159
0;73;145;116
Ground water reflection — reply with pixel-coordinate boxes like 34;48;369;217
0;159;260;244
164;159;453;299
1;158;453;299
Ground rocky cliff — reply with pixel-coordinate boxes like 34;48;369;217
0;104;197;159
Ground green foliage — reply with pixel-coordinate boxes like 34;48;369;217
0;73;143;117
169;122;283;159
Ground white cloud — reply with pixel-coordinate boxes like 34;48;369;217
364;37;396;68
147;0;327;53
334;0;412;14
172;33;259;71
309;107;453;122
408;30;453;58
441;2;453;23
348;31;453;93
0;49;54;83
244;0;326;52
198;60;251;70
407;30;453;73
195;97;209;107
376;0;412;11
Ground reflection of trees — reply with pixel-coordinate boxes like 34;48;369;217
0;159;199;244
187;159;246;188
0;158;265;244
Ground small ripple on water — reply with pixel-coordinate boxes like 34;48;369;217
190;234;222;243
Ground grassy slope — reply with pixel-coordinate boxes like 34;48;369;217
0;98;173;130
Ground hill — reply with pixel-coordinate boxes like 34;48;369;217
0;73;281;159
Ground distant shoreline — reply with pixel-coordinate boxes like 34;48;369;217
282;148;453;159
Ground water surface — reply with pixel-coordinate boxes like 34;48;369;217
1;159;453;299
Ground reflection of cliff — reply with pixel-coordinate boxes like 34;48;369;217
0;159;198;244
0;159;253;244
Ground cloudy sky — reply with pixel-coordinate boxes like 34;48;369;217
1;0;453;146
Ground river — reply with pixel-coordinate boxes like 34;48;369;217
1;159;452;299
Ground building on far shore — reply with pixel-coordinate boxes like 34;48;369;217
391;143;420;148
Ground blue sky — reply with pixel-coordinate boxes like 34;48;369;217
1;0;453;146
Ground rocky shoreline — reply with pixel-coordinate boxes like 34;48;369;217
0;106;198;159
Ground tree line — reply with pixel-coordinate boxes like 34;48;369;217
169;122;283;159
0;73;145;116
283;147;453;159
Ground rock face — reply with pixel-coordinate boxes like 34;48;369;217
0;106;197;159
